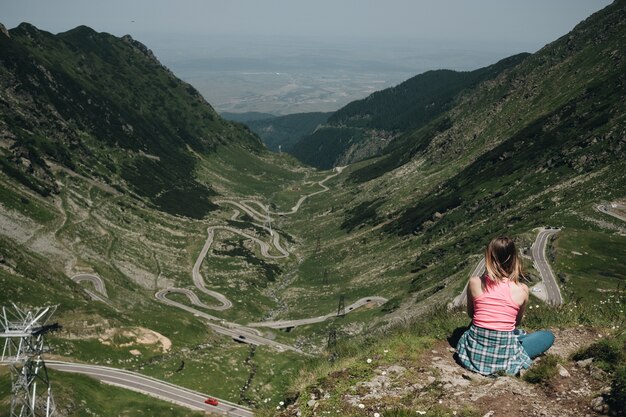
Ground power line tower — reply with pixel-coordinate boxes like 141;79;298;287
327;328;337;362
337;295;345;317
322;268;329;285
1;304;60;417
327;328;337;350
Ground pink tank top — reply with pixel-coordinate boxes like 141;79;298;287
472;277;520;331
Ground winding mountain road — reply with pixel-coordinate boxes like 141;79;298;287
596;203;626;223
72;274;107;296
156;166;386;351
450;228;563;308
71;273;114;307
55;168;383;411
247;296;388;329
531;228;563;305
45;361;253;417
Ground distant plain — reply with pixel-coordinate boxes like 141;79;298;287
148;34;524;115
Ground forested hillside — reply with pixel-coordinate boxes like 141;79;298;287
288;54;528;168
244;112;331;152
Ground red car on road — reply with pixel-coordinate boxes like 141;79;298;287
204;398;219;406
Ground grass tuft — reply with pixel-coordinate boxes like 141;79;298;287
523;353;561;384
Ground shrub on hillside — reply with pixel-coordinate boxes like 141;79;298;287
608;365;626;417
523;354;560;384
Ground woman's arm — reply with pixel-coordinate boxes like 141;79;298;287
466;276;482;319
466;284;474;318
515;284;530;326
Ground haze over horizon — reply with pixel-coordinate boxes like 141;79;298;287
1;0;613;114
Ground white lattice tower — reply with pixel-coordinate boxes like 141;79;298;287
1;304;57;417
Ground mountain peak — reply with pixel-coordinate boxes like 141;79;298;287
11;22;44;37
15;22;38;31
67;24;97;35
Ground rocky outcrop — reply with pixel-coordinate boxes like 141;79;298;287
277;327;621;417
0;22;9;38
121;34;161;66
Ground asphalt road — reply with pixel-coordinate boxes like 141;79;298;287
596;203;626;223
531;228;563;305
72;274;107;296
71;273;117;309
157;165;384;349
45;361;253;417
217;167;344;222
450;227;563;307
154;289;305;353
247;296;388;329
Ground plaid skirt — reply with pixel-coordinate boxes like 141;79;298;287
456;324;532;375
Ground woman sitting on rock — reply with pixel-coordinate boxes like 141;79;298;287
456;236;555;375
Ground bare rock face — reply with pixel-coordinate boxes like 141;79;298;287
590;396;609;414
0;22;9;38
556;364;571;378
121;34;160;65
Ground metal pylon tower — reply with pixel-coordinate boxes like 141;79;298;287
337;295;345;317
1;304;59;417
322;268;329;285
327;328;337;350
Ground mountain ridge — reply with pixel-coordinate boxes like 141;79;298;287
0;23;263;217
286;53;529;169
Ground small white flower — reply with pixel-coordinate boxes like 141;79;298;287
438;399;443;404
417;412;427;415
535;304;539;308
374;413;381;417
366;358;372;364
383;349;389;353
276;406;280;410
279;401;284;406
358;404;365;409
381;371;387;376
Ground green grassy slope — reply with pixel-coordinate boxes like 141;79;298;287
276;0;625;320
0;1;625;414
0;22;320;413
0;23;262;218
0;368;207;417
289;54;528;169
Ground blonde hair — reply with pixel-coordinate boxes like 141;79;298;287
484;236;523;283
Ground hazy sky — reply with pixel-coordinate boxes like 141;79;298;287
2;0;614;114
1;0;613;50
